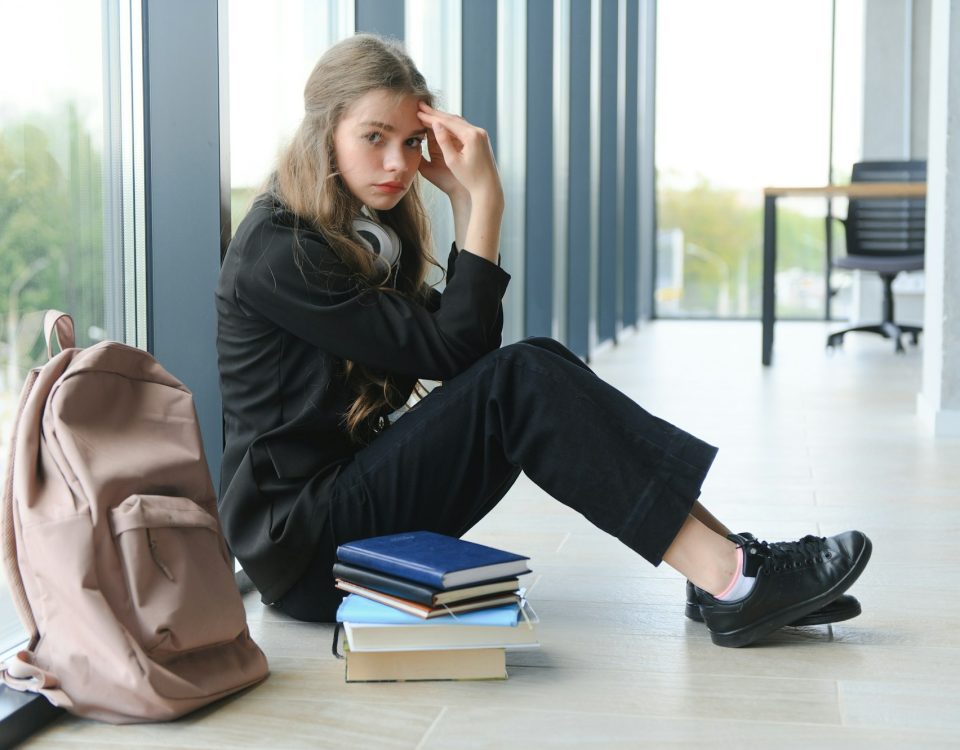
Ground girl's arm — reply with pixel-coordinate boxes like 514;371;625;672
449;191;471;252
419;125;471;250
417;104;504;264
229;211;509;381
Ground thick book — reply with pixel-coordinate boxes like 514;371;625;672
335;578;521;618
336;531;530;589
337;594;539;652
332;562;520;606
344;645;507;682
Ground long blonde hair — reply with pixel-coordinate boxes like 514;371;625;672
270;34;441;444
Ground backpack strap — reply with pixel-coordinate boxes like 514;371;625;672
43;310;75;359
0;650;73;709
0;368;41;649
2;311;74;648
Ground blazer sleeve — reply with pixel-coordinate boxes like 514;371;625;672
425;244;504;337
234;221;510;380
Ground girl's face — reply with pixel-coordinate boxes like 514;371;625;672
333;89;427;211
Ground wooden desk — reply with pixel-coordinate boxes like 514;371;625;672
761;182;927;365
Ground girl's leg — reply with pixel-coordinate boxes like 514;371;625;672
520;340;739;596
276;336;716;620
663;515;739;595
689;500;732;538
275;334;870;646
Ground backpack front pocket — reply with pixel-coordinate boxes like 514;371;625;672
110;494;248;654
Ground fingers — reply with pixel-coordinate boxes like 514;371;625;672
417;102;500;199
422;121;465;173
421;127;445;164
418;102;462;124
424;126;442;155
418;102;487;146
430;121;459;155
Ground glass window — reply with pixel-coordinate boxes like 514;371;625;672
655;0;862;319
227;0;353;573
406;0;462;281
0;0;145;658
227;0;354;234
497;0;527;345
827;0;866;318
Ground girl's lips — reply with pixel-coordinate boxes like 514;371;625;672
374;182;405;193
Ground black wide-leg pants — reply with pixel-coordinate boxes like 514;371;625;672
275;336;718;621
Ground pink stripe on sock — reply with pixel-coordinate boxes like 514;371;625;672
716;546;744;599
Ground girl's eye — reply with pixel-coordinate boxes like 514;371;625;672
405;136;425;150
364;132;383;144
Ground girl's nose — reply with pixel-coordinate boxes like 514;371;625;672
383;146;406;172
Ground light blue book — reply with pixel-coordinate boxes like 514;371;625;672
337;593;520;627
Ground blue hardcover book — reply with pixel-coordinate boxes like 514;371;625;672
336;531;530;589
337;593;521;627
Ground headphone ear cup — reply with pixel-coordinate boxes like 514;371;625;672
353;217;401;274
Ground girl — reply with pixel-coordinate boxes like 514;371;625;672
215;34;870;647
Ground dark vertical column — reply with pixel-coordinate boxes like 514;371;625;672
622;0;639;327
355;0;405;39
525;0;554;337
462;1;498;150
597;0;619;344
218;0;230;263
566;0;592;358
143;0;223;479
761;194;777;366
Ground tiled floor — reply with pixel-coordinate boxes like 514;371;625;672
25;321;960;748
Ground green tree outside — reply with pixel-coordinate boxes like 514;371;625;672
0;104;104;395
658;177;830;317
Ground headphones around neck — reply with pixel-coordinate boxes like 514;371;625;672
352;216;401;280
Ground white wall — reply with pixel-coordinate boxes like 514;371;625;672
855;0;931;326
918;0;960;436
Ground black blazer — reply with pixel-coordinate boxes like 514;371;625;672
215;196;511;602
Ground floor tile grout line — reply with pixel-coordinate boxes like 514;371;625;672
836;679;848;727
379;698;960;736
414;705;447;750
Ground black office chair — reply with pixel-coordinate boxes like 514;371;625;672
826;160;926;353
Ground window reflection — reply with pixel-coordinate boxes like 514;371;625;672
228;0;354;233
655;0;863;319
0;0;108;657
405;0;462;277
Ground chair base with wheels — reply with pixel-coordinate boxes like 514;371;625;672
826;160;926;356
826;266;922;354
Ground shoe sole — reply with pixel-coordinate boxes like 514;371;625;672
793;597;862;627
707;535;873;648
685;602;705;622
686;596;863;626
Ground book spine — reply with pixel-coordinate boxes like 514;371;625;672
336;546;445;588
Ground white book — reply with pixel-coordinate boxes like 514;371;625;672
343;619;540;653
341;599;540;653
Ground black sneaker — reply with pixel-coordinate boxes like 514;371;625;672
697;531;872;647
685;579;862;625
684;533;863;626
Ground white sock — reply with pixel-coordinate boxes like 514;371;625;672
716;546;757;601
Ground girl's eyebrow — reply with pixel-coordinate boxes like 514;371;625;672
360;120;428;137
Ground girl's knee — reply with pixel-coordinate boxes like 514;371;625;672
494;337;579;371
516;337;585;367
519;336;561;351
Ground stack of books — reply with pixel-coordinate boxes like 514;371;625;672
333;531;538;682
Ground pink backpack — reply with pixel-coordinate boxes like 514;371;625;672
0;311;268;723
